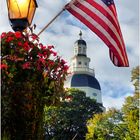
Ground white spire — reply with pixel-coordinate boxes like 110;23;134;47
70;31;95;76
74;31;87;56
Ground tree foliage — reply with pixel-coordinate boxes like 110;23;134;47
44;89;103;140
131;66;139;93
122;93;139;139
86;66;139;140
86;109;126;140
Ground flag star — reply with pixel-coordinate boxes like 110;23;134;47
101;0;114;6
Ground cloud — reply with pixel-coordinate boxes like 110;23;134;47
102;91;132;110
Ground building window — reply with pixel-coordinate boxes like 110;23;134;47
93;93;97;96
83;47;86;53
79;47;81;53
78;61;81;65
85;62;87;66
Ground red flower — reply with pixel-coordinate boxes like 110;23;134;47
23;42;30;51
53;51;57;56
24;42;28;46
43;51;47;56
1;32;6;39
0;64;8;69
50;50;57;56
15;31;22;39
18;42;22;46
41;46;46;50
48;60;55;66
39;43;46;50
1;31;68;85
31;34;38;40
7;31;14;36
30;45;34;48
39;58;46;65
64;65;69;71
6;37;14;42
48;45;54;49
39;43;43;48
38;53;43;57
61;59;66;65
22;62;31;69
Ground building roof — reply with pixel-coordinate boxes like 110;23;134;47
66;74;101;90
75;39;87;46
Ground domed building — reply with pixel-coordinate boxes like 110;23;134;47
64;31;103;104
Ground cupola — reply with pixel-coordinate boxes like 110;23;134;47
74;31;87;56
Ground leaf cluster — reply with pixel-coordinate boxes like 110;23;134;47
44;89;103;140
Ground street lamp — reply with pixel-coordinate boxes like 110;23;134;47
6;0;38;31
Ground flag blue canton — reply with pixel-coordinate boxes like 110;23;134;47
101;0;114;6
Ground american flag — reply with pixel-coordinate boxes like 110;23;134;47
65;0;129;67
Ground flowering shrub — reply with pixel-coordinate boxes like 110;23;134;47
1;31;69;139
1;31;68;81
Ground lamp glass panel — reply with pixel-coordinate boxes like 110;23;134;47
8;0;30;19
27;0;36;24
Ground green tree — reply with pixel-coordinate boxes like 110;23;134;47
86;108;126;140
44;89;103;140
86;66;139;140
122;93;139;139
131;66;139;93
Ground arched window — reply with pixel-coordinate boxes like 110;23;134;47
78;61;81;65
83;47;86;54
79;47;81;53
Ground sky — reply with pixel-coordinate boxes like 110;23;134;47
0;0;139;109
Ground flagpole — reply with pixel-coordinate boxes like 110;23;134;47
37;8;65;36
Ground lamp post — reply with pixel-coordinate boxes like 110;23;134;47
6;0;38;31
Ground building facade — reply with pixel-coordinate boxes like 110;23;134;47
64;31;103;104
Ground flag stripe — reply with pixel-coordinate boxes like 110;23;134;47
68;4;125;66
110;51;114;62
87;0;121;36
77;0;128;65
77;1;126;57
114;56;118;66
88;0;125;44
79;1;122;42
110;50;118;66
66;0;129;67
87;0;128;65
93;0;119;26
